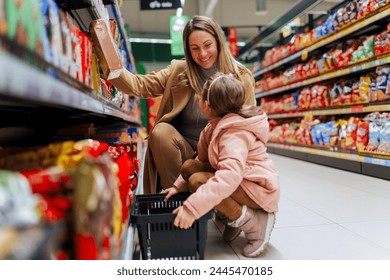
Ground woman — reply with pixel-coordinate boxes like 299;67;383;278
106;15;256;193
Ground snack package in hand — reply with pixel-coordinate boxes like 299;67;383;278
90;19;122;80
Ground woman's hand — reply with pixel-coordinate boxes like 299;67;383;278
161;186;179;202
173;206;195;229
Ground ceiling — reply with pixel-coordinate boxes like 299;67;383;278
119;0;342;43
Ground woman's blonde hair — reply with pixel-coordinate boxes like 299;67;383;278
181;15;246;95
202;73;262;118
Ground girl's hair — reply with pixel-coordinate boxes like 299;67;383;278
202;73;263;118
181;15;244;95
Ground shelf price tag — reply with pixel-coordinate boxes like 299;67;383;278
350;105;363;113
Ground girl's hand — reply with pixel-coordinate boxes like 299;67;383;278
161;187;179;202
173;206;195;229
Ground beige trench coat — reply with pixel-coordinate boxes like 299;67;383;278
110;59;256;193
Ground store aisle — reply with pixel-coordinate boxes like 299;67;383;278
204;154;390;260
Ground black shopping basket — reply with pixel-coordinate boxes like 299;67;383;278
130;192;212;260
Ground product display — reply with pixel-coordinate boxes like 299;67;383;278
253;0;390;180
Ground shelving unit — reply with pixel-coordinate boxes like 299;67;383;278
256;53;390;99
267;143;390;180
0;49;138;124
252;4;390;80
239;0;390;180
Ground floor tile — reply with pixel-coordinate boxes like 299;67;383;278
341;220;390;251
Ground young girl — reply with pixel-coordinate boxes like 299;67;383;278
162;73;280;258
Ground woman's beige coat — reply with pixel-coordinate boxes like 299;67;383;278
110;59;256;193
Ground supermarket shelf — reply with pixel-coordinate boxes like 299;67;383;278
307;5;390;54
122;145;146;260
57;0;133;67
255;53;390;99
0;50;140;125
56;0;113;19
252;5;390;79
56;0;114;10
267;103;390;119
267;143;390;180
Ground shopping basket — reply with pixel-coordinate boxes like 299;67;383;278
130;192;212;260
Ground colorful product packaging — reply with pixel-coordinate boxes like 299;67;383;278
90;19;123;80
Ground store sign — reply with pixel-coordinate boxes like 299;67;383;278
140;0;182;10
170;15;189;56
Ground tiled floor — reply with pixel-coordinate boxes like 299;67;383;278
204;154;390;260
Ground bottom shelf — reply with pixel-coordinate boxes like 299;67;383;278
268;143;390;181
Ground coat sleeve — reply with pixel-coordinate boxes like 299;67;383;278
183;129;254;219
108;61;177;98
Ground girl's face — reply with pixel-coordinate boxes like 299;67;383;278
188;30;218;69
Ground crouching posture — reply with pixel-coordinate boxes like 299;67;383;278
162;73;280;257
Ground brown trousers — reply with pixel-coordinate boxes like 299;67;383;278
181;159;261;221
148;123;195;190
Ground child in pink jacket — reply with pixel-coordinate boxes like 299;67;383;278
162;73;280;258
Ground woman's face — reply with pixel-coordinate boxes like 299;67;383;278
188;30;218;69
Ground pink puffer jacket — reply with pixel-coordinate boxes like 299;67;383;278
175;112;280;219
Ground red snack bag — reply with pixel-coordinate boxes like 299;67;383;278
345;117;360;150
21;166;71;194
75;233;98;260
356;120;370;152
74;139;109;158
37;195;71;222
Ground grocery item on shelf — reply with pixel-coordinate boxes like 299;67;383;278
4;0;45;57
90;19;123;80
0;137;140;259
